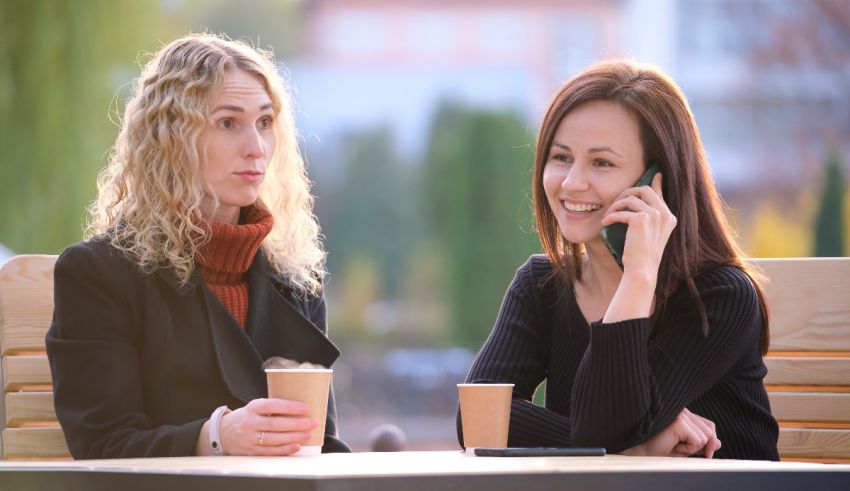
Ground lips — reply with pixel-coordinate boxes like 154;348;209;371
235;170;264;182
561;199;602;213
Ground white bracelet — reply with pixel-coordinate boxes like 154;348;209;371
209;405;230;456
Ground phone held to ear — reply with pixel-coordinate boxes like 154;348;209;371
600;165;662;269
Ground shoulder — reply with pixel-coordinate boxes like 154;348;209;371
671;264;762;334
515;254;556;289
506;255;562;309
694;264;757;303
55;237;143;286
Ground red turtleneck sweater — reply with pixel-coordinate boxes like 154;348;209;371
196;204;274;328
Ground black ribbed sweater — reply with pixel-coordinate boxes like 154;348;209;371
461;255;779;460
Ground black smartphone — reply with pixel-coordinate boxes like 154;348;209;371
600;164;662;269
473;447;606;457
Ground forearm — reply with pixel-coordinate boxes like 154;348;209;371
507;399;572;447
602;270;656;323
570;318;656;450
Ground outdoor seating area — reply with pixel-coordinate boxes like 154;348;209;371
1;254;849;463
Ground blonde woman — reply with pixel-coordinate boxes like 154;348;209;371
46;34;349;458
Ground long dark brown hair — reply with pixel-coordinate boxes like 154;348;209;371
532;60;770;354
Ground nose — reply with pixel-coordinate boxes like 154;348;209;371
241;127;265;160
561;162;590;192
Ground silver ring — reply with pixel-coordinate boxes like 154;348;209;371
257;431;265;446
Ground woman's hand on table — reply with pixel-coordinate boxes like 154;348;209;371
197;398;318;456
621;408;721;458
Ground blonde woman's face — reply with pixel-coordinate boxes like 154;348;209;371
198;68;276;224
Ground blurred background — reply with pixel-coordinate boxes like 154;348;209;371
1;0;848;450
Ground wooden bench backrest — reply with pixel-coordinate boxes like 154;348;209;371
0;254;69;459
1;255;848;461
754;257;850;463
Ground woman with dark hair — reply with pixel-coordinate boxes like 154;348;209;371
458;60;779;460
46;33;349;458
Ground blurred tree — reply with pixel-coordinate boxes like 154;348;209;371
424;103;538;348
321;127;424;298
192;0;305;58
813;152;846;256
0;1;175;253
748;200;812;258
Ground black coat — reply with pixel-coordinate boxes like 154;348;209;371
46;238;349;459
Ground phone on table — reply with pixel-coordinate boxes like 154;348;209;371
600;164;662;269
474;447;606;457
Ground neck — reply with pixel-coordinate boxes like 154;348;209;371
208;205;241;225
579;240;624;299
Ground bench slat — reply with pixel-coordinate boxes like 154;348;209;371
0;255;56;355
765;357;850;386
753;258;850;352
777;428;850;458
5;391;57;427
769;392;850;423
1;427;70;459
2;355;52;391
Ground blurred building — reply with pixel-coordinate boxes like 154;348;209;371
287;0;847;192
289;0;621;167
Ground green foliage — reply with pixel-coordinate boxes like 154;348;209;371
321;127;425;296
813;152;846;257
424;102;538;348
0;1;171;253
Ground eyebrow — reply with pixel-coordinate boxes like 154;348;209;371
551;141;623;158
211;103;273;114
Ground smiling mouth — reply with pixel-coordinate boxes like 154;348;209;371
562;201;602;213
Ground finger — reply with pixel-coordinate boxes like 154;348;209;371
617;184;667;210
703;436;721;459
248;398;311;416
263;415;319;433
258;430;315;448
606;195;658;216
599;210;635;227
685;412;715;443
652;171;663;197
255;442;302;456
675;416;707;455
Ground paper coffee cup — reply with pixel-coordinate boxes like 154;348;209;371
266;368;332;455
457;383;514;451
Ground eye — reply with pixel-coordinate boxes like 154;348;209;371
549;153;573;164
216;118;234;130
593;159;613;168
257;116;274;130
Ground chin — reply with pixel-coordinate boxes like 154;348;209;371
558;226;599;245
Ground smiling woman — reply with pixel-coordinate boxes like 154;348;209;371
45;33;349;459
458;60;779;461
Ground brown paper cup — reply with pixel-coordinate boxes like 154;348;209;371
458;383;514;452
266;368;332;455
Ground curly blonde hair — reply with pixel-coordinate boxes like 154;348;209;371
88;33;325;295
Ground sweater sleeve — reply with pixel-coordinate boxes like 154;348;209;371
458;258;572;448
46;243;204;458
570;266;763;452
307;293;351;453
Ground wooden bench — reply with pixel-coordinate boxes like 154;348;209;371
0;254;69;459
0;255;848;461
756;257;850;463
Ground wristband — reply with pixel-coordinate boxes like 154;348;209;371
209;405;230;456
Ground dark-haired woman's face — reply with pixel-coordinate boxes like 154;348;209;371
542;100;645;246
198;68;276;224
